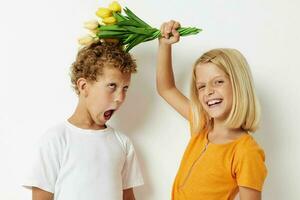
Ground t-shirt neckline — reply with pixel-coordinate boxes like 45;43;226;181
65;120;112;135
204;130;250;147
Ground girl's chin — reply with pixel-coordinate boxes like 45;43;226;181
209;113;230;122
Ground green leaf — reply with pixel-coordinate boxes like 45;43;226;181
122;34;138;45
124;26;156;35
176;27;202;36
125;35;148;52
117;20;140;27
113;12;128;22
143;29;160;42
98;30;128;38
99;25;127;32
124;7;151;28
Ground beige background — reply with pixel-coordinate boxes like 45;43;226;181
0;0;299;199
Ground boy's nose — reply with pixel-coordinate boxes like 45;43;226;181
114;91;125;104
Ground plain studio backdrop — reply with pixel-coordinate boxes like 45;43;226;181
1;0;299;199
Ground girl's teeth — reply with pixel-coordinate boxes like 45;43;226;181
207;99;222;106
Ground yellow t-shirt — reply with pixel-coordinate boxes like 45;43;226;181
172;129;267;200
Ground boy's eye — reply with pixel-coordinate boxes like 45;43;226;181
108;83;117;89
123;86;129;92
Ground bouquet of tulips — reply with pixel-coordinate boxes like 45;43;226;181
79;1;202;52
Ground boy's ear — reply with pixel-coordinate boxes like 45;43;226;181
77;78;88;97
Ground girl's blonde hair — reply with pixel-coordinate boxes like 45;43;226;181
190;48;261;135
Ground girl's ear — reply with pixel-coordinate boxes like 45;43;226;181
77;78;88;97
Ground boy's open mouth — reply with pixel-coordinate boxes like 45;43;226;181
104;109;115;120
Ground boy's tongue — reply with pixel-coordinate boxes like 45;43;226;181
104;110;114;120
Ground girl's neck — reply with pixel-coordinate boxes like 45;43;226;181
208;119;245;144
212;118;229;132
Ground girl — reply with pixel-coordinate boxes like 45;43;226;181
156;20;267;200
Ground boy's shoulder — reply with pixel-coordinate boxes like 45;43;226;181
108;126;135;152
38;121;68;145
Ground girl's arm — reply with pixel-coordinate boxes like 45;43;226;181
156;20;190;120
239;186;261;200
32;187;53;200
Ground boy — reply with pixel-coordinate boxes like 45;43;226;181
23;41;144;200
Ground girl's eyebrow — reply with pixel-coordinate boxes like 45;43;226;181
196;75;225;84
212;75;227;80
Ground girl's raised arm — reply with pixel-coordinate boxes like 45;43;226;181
156;21;190;120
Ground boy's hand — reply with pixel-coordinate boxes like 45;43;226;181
159;20;181;45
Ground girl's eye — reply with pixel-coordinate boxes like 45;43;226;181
198;85;205;90
215;80;224;85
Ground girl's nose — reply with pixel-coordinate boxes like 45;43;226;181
205;84;215;96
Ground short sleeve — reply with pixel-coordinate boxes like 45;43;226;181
234;145;268;191
121;139;144;189
23;131;63;193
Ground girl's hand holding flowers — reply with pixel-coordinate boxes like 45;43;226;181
160;20;181;45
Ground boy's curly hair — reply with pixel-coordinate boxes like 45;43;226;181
70;41;137;95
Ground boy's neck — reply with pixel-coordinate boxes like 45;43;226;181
68;102;106;130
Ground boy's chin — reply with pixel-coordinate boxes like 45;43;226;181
92;117;107;127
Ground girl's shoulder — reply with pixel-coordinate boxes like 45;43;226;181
234;134;266;159
236;133;262;148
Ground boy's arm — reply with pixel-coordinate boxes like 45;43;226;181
156;20;190;120
32;187;53;200
123;188;135;200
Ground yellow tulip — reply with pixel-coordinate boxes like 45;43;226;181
108;1;122;12
102;16;117;25
96;8;112;19
78;35;94;46
84;20;99;30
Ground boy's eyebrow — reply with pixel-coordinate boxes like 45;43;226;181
106;80;131;87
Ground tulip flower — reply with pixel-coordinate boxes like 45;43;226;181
108;1;122;12
78;35;94;46
88;30;97;38
96;8;112;19
84;20;99;30
102;16;117;25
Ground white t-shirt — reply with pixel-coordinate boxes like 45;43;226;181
23;120;144;200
